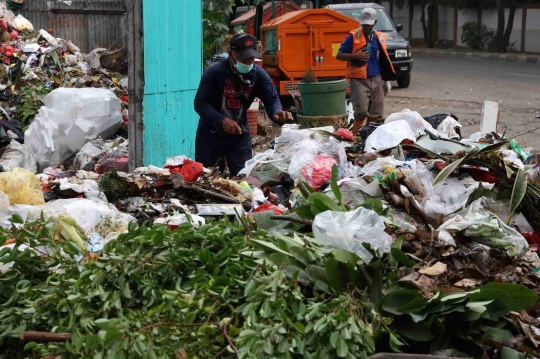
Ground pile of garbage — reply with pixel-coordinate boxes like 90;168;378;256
0;10;129;175
2;105;540;358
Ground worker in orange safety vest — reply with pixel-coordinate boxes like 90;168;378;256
336;7;396;135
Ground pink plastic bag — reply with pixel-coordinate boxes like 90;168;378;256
334;128;354;142
300;155;337;191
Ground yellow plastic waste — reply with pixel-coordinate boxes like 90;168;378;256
0;168;45;205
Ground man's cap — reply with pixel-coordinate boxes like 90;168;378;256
230;34;259;58
361;8;377;25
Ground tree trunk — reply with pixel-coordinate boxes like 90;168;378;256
420;1;428;46
408;0;414;41
390;0;394;18
426;0;437;48
503;0;516;51
495;0;506;52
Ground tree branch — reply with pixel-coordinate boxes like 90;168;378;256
270;215;313;226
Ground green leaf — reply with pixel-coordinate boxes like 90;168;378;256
380;290;423;316
507;169;527;224
465;182;499;207
250;238;293;257
484;328;514;341
331;165;342;205
481;283;538;311
433;158;464;186
332;249;361;264
358;198;386;216
308;192;342;212
477;141;509;154
9;214;24;224
330;331;339;348
23;342;37;351
264;341;274;355
295;205;315;220
390;248;415;267
501;347;526;359
336;336;349;357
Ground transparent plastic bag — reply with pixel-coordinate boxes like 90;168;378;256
312;207;392;262
438;212;528;257
0;168;44;205
288;140;320;180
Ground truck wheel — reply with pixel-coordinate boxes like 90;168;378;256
397;74;411;88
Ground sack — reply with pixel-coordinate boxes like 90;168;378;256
25;88;122;170
0;168;44;205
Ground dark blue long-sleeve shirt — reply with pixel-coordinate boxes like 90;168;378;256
194;59;282;147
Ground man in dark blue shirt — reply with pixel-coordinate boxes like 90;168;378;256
194;34;292;176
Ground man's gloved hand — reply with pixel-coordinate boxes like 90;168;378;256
222;118;243;135
273;110;294;123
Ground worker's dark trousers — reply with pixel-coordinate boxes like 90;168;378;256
195;136;252;176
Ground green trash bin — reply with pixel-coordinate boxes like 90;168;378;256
297;78;347;117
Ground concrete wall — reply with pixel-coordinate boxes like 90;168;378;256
386;3;540;53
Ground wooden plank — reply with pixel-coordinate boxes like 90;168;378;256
481;100;499;135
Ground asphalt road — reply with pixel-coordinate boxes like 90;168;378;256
385;56;540;150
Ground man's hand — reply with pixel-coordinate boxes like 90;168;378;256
273;110;293;123
353;49;370;61
222;118;242;135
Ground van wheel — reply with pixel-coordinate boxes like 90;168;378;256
397;74;411;88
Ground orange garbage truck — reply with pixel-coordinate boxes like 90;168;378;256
260;9;358;103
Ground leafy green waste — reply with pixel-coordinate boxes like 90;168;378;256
0;212;537;358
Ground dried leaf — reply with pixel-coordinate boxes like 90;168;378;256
419;262;447;276
454;278;481;288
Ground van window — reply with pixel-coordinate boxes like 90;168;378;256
337;8;395;32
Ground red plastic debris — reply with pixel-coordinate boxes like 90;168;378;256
164;165;182;174
464;166;497;184
179;160;203;182
300;154;338;191
522;232;540;245
252;203;287;215
1;45;14;57
95;155;129;174
120;95;129;103
334;128;354;142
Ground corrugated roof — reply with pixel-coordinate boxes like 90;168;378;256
231;1;301;26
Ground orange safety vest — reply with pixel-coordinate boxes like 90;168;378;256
345;29;395;80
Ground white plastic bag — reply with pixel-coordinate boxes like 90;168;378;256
12;14;34;31
312;207;392;262
0;139;37;173
437;116;462;139
424;177;480;218
502;150;524;170
385;110;435;137
364;120;416;152
25;88;122;170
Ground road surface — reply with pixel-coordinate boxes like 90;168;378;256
386;56;540;150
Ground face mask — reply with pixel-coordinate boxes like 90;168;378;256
362;26;375;34
232;53;253;74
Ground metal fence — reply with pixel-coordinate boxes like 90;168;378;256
22;0;127;53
